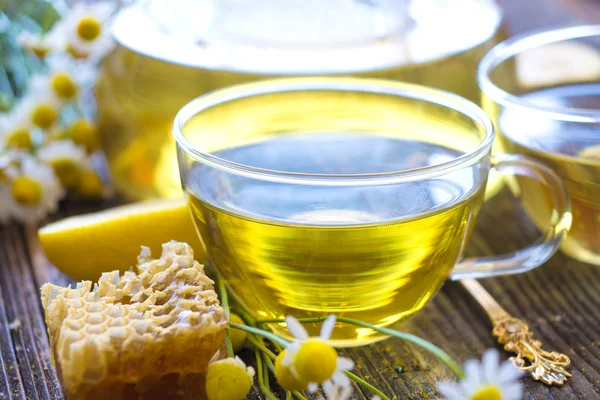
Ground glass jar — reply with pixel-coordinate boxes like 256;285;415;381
96;0;505;200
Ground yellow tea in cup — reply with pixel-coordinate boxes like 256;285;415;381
174;78;570;345
479;25;600;265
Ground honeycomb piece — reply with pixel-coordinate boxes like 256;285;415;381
41;241;227;400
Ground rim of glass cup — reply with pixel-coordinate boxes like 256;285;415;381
478;24;600;124
173;77;494;186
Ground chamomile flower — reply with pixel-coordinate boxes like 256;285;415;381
437;349;523;400
17;31;55;59
0;153;18;182
283;315;355;396
19;84;63;130
0;107;34;150
5;155;64;224
63;2;117;61
38;140;90;189
205;356;255;400
68;117;100;153
76;167;112;199
275;350;308;391
30;57;96;102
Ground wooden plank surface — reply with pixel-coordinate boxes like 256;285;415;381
2;1;600;399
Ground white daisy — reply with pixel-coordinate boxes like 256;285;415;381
62;2;118;62
0;106;34;150
18;82;63;131
38;140;90;189
5;155;64;224
17;31;55;59
30;56;97;102
76;166;113;199
283;315;355;396
437;349;523;400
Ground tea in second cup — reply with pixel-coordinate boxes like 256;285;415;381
174;78;570;345
479;25;600;265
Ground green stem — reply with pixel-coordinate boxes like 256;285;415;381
231;305;257;326
255;349;279;400
230;323;290;348
345;371;391;400
292;391;308;400
217;278;234;358
247;335;277;361
256;316;464;379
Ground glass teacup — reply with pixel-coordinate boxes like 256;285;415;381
173;78;570;346
479;25;600;265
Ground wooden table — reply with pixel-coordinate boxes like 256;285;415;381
2;1;600;399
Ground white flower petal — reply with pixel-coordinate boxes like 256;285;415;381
497;361;522;384
285;315;309;340
322;380;335;395
308;382;319;393
481;349;500;383
38;140;90;167
332;371;351;388
501;383;524;400
437;381;467;400
283;341;300;365
337;357;354;371
460;359;483;394
341;385;353;400
320;314;336;340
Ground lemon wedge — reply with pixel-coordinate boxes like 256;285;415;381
38;198;205;281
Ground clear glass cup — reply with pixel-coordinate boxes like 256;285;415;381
173;78;570;346
478;25;600;265
98;0;506;200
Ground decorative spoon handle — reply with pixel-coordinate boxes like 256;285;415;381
460;278;572;386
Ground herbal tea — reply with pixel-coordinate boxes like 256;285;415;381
97;0;504;199
499;83;600;265
186;134;486;345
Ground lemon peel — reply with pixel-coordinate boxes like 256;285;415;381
38;198;205;281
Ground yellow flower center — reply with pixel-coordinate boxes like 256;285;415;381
470;384;503;400
11;176;42;206
293;339;338;383
77;16;102;41
6;129;32;149
76;170;103;198
51;73;78;100
205;358;253;400
50;158;81;189
66;43;89;59
69;119;100;153
275;350;308;391
31;104;58;129
30;44;50;59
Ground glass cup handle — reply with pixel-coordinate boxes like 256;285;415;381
450;154;572;280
